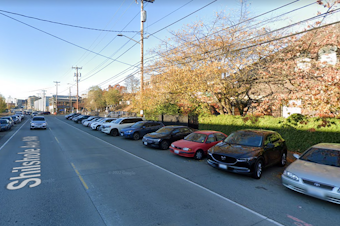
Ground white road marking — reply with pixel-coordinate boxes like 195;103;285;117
0;119;29;151
56;117;284;226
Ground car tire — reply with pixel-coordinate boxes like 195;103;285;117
194;150;204;160
133;132;140;140
30;128;33;130
160;140;169;150
252;159;263;179
110;129;118;136
278;152;287;167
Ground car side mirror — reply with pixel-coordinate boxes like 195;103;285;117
293;153;300;159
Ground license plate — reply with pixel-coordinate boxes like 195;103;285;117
219;164;228;169
174;150;179;154
144;142;148;145
308;187;324;198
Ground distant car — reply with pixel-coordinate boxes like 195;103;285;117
91;118;116;130
120;121;165;140
1;116;14;127
142;125;193;150
0;119;11;131
82;116;99;126
10;115;20;124
31;112;38;117
73;115;91;123
207;129;287;179
30;116;47;130
282;143;340;204
170;130;228;160
41;111;51;115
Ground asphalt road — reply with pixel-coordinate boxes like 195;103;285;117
0;116;339;226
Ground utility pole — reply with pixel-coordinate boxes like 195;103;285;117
53;81;60;114
72;66;82;112
67;83;72;113
139;0;154;117
41;90;46;112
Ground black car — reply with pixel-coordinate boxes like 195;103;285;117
74;115;91;123
142;125;193;150
207;129;287;179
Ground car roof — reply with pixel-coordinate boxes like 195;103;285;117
193;130;224;135
311;143;340;151
235;129;277;135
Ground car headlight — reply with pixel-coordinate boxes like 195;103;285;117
284;170;299;181
208;148;213;154
126;130;133;133
237;157;256;162
171;144;175;147
183;147;192;151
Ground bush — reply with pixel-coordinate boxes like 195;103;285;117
199;114;340;153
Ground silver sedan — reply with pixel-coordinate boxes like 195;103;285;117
282;143;340;204
30;116;47;130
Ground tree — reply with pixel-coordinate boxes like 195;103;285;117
145;2;288;116
84;86;105;111
124;75;140;93
103;88;123;110
0;95;6;113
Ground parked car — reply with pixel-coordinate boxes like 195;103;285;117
91;118;116;130
30;116;47;130
282;143;340;204
170;130;228;160
10;115;20;124
66;113;81;120
31;112;38;117
120;121;165;140
102;117;144;136
73;115;91;123
1;116;14;127
0;119;11;131
87;117;103;127
82;116;98;126
207;129;287;179
142;125;193;150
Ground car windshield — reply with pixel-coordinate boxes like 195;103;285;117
131;121;145;128
32;117;45;121
184;133;207;143
224;131;262;147
155;127;174;134
114;118;123;124
300;148;340;167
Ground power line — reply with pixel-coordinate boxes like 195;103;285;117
0;9;139;33
0;12;139;68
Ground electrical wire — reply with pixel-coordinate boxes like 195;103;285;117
0;9;139;33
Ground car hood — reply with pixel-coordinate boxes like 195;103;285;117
144;132;169;139
209;142;261;158
286;159;340;186
121;127;136;132
172;140;207;149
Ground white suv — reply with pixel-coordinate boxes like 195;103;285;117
101;117;143;136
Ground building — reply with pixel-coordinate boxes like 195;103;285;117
49;95;78;114
27;96;40;110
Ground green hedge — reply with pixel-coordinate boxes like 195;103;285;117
198;114;340;153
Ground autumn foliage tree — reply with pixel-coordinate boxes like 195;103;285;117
142;2;291;116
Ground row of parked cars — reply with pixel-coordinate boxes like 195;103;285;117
0;112;25;131
64;113;340;205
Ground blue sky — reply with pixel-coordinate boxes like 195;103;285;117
0;0;338;101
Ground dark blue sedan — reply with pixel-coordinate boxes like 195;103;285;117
120;121;164;140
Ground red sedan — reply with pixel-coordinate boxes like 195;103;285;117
170;130;228;160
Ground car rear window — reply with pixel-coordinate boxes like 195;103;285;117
32;117;45;121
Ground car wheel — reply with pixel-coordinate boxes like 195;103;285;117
252;159;263;179
133;132;140;140
279;152;287;167
160;140;169;150
30;128;33;130
96;126;100;130
110;129;118;136
194;150;204;160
